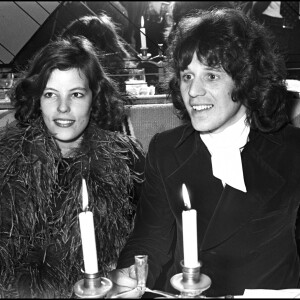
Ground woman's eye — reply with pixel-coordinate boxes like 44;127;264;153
43;92;55;98
73;92;84;98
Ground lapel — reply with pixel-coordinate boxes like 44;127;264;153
166;126;286;251
164;124;223;220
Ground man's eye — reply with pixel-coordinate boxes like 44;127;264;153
207;73;218;80
182;74;193;81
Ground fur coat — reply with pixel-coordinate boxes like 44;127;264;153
0;118;144;298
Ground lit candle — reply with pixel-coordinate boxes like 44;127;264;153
82;178;89;211
79;179;98;274
140;16;147;49
182;183;199;268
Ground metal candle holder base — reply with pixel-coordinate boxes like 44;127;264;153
139;47;152;60
170;261;211;298
74;272;112;298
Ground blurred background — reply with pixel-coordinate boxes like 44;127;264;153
1;1;300;107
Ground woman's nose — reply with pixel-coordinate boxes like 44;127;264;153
57;98;70;113
188;80;206;98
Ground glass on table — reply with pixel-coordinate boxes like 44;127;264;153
134;255;148;292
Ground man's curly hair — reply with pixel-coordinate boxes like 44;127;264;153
166;8;289;133
10;36;125;131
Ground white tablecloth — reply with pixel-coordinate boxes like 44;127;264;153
235;289;300;298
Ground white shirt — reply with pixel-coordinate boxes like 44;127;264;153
200;114;250;193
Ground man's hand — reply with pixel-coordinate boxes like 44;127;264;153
106;265;143;298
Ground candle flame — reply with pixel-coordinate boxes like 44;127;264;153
141;16;144;28
182;183;191;209
82;178;89;211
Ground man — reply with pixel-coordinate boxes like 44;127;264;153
108;8;300;297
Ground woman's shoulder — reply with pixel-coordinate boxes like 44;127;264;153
0;120;59;166
94;126;144;150
112;131;146;162
0;124;31;175
87;125;145;162
0;122;24;151
86;126;145;181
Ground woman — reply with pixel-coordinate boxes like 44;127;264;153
0;36;144;298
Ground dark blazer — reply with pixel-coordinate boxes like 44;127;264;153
117;122;300;297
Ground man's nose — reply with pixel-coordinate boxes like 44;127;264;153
188;80;206;98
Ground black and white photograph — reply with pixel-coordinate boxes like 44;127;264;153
1;1;300;298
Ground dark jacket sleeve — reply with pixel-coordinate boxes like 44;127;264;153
117;133;176;288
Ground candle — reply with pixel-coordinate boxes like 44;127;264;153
140;16;147;49
82;178;89;211
79;179;98;274
182;183;198;268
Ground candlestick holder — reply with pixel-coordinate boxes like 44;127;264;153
73;272;112;298
150;44;166;62
170;261;211;298
138;47;152;61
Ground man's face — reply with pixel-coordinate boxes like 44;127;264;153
180;53;247;134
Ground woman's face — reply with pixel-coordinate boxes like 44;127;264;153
180;52;247;133
40;68;93;156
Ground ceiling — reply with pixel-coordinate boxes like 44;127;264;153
0;1;60;66
0;2;169;71
0;1;126;71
